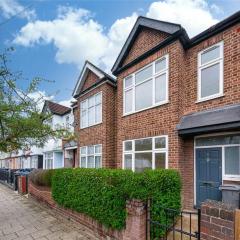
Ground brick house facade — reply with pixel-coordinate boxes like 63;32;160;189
72;12;240;209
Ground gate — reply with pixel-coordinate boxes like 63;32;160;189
146;199;201;240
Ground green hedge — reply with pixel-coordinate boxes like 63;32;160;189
51;168;181;232
29;169;54;187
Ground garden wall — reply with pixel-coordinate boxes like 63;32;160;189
28;181;146;240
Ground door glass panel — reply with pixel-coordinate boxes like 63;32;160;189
135;138;152;151
196;135;240;146
135;152;152;172
225;146;240;175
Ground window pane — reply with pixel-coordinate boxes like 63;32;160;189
81;147;86;154
95;104;102;123
201;46;220;65
124;154;132;170
155;153;166;169
225;147;240;175
124;141;132;151
135;65;153;84
88;146;94;155
196;135;240;147
155;58;166;73
95;145;102;154
135;152;152;172
95;156;101;168
201;63;220;98
88;106;95;125
88;96;95;107
125;89;133;113
81;110;87;127
95;93;102;104
135;138;152;151
135;79;153;111
81;100;87;109
155;137;166;149
125;76;133;88
155;74;167;103
87;156;94;168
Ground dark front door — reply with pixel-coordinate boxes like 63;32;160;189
196;148;222;207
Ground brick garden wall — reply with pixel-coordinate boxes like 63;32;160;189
28;181;146;240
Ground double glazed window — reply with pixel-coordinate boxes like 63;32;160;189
124;55;168;114
80;92;102;128
196;134;240;179
123;136;168;172
198;42;224;101
80;145;102;168
45;152;53;169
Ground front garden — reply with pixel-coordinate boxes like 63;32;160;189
29;168;181;237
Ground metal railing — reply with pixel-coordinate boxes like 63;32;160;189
146;199;201;240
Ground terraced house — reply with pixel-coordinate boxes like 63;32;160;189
72;11;240;209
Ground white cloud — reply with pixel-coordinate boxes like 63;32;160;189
59;98;75;108
13;6;137;71
146;0;219;37
0;0;36;21
13;0;220;72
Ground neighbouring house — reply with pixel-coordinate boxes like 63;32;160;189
72;11;240;209
73;61;117;169
42;100;74;169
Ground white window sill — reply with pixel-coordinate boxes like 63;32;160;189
80;121;102;130
123;100;169;117
196;94;224;103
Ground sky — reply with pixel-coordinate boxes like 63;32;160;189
0;0;239;107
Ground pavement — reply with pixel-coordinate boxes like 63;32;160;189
0;184;101;240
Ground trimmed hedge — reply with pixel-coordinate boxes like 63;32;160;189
29;169;54;187
51;168;181;231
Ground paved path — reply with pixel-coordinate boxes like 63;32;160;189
0;184;100;240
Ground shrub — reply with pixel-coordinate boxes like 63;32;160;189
51;168;181;232
29;169;54;187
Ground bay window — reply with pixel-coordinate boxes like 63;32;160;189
80;92;102;128
198;42;224;101
123;136;168;172
124;55;169;115
80;144;102;168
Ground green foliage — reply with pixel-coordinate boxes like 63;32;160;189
51;168;181;232
0;48;70;153
29;169;55;187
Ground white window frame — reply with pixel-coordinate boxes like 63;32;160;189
80;92;102;129
80;144;102;168
123;55;169;115
197;41;224;102
122;135;168;171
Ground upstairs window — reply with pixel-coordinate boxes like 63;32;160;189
124;55;169;115
80;92;102;129
198;42;224;102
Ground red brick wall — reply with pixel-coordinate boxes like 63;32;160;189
74;82;116;168
201;200;235;240
122;28;169;66
82;71;99;91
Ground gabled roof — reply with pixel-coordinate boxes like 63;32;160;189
43;100;71;116
111;16;184;74
112;11;240;75
73;61;116;97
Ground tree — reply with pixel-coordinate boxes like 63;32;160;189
0;48;70;153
